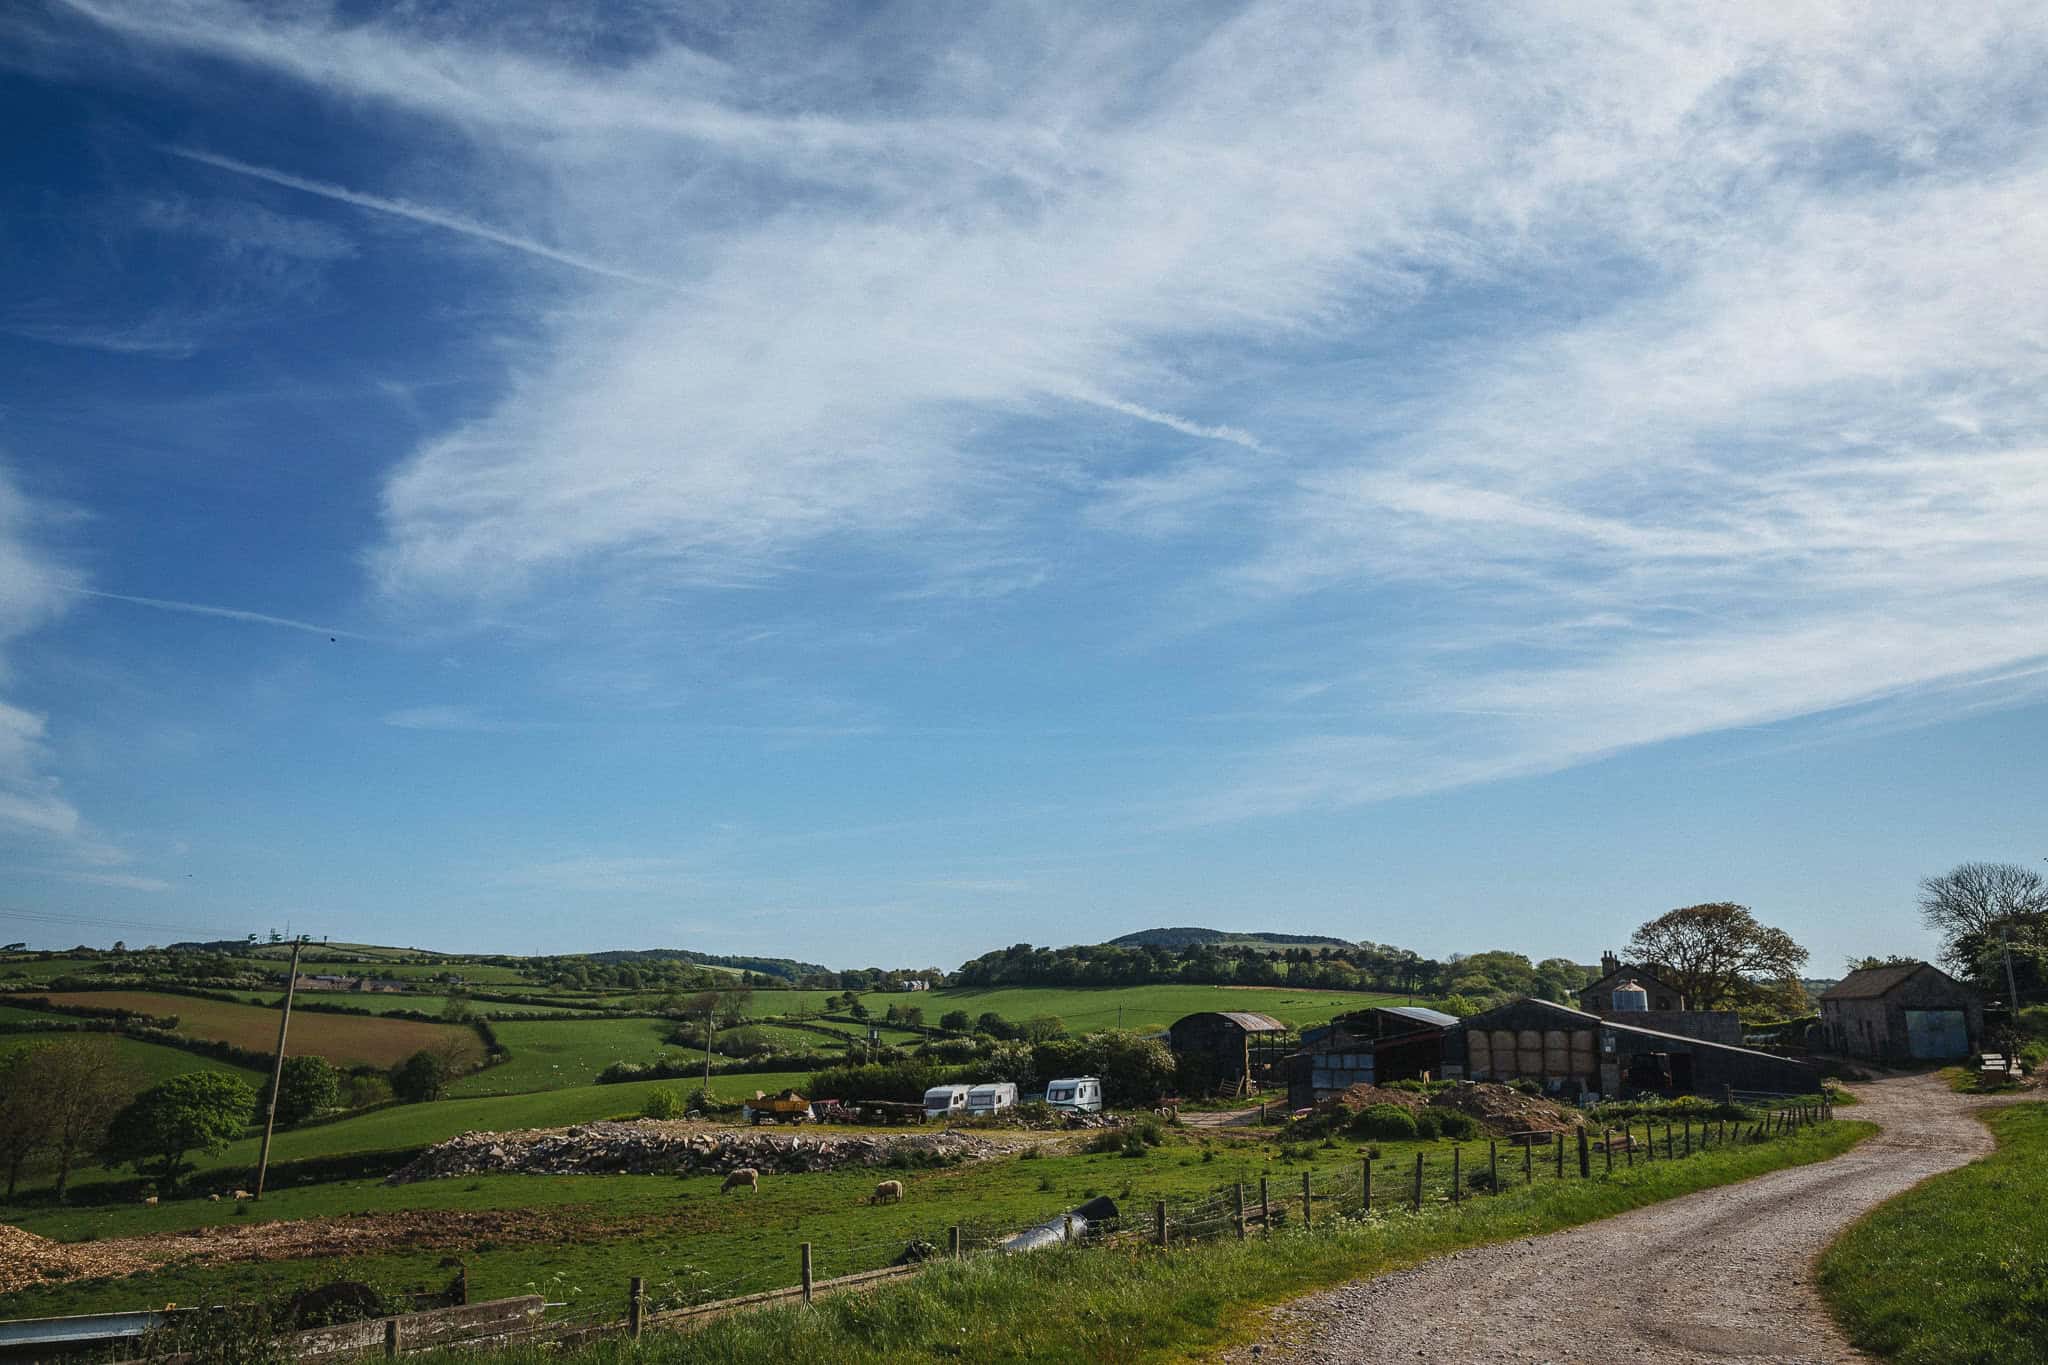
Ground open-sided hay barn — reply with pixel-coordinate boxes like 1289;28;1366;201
1454;997;1817;1098
1166;1011;1288;1096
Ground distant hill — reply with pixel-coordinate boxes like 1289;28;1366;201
1105;927;1357;950
586;948;829;981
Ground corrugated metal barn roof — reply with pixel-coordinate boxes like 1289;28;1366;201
1378;1005;1459;1028
1174;1011;1287;1032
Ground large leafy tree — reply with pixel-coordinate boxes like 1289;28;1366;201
0;1046;54;1199
259;1055;340;1127
1627;902;1808;1014
34;1038;136;1198
104;1072;255;1192
1918;862;2048;996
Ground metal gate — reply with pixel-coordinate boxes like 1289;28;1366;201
1904;1009;1969;1059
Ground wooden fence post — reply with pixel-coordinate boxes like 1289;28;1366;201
950;1225;962;1260
456;1266;468;1306
1235;1182;1247;1240
1489;1140;1498;1194
1064;1213;1074;1246
1302;1170;1313;1226
1642;1119;1651;1161
1412;1152;1424;1210
629;1276;644;1338
1260;1176;1270;1235
1451;1145;1461;1204
1155;1199;1168;1247
800;1245;813;1305
384;1319;399;1359
1363;1158;1372;1213
1684;1119;1692;1157
1556;1132;1565;1177
1577;1129;1590;1178
1523;1140;1533;1185
1665;1123;1674;1159
1603;1129;1613;1175
1625;1125;1633;1167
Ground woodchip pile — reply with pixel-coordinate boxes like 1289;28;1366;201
386;1121;1005;1184
0;1223;156;1294
1426;1083;1579;1136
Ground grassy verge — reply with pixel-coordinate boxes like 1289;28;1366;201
1819;1102;2048;1365
429;1120;1871;1365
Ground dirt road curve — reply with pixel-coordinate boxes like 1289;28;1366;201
1228;1073;2014;1365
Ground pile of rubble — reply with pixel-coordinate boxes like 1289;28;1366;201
386;1121;1005;1184
0;1223;155;1293
1427;1083;1578;1137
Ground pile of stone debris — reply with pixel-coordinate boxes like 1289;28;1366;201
386;1122;1005;1184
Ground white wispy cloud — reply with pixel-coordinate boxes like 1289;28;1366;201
53;1;2048;821
166;147;676;290
68;588;370;639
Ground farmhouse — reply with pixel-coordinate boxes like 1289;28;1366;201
1454;997;1818;1098
1167;1011;1289;1096
1579;953;1686;1011
1286;1005;1457;1109
1820;962;1982;1062
1575;953;1741;1044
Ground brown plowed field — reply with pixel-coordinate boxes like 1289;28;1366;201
37;992;481;1069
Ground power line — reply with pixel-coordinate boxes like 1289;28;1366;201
0;906;270;941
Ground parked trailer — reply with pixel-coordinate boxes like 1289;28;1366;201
1042;1076;1103;1113
745;1090;814;1125
966;1082;1018;1116
922;1084;971;1119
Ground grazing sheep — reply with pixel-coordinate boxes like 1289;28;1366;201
721;1168;759;1194
208;1194;221;1203
143;1196;159;1206
232;1189;254;1201
872;1179;904;1204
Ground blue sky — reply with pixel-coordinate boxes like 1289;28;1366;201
2;1;2045;971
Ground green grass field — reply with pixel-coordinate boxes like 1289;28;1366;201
0;1115;1870;1329
1819;1102;2048;1364
0;1033;266;1089
232;992;601;1018
451;1018;700;1096
0;957;126;985
918;984;1416;1033
0;1071;816;1210
33;991;483;1070
288;959;535;984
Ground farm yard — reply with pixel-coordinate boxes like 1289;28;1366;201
30;991;485;1070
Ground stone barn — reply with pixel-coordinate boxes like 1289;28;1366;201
1287;1005;1457;1109
1455;998;1818;1098
1820;962;1982;1062
1167;1011;1288;1096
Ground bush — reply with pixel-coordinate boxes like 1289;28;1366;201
389;1050;451;1103
1508;1078;1542;1096
641;1087;686;1120
1349;1103;1418;1141
805;1060;949;1104
258;1055;339;1126
1414;1111;1444;1140
1434;1110;1480;1140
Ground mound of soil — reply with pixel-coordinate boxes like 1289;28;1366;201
387;1120;1005;1183
1428;1083;1578;1136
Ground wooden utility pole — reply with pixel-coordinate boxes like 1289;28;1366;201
254;936;306;1200
704;1001;714;1099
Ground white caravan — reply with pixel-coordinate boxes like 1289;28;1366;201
1043;1076;1104;1113
922;1084;972;1119
966;1082;1019;1116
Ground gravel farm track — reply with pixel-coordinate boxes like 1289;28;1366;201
1228;1071;2027;1365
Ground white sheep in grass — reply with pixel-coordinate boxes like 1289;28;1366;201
721;1167;760;1194
872;1179;904;1204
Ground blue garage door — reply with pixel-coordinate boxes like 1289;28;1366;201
1904;1009;1969;1060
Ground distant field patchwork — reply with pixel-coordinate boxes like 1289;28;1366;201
35;992;483;1070
448;1016;693;1096
920;984;1419;1032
